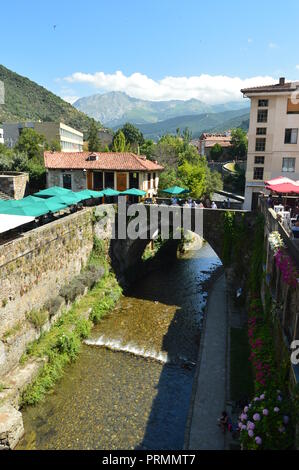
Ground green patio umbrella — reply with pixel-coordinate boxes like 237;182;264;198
121;188;146;197
0;204;49;217
34;186;73;198
102;188;120;197
48;193;84;206
162;186;189;195
77;189;104;200
21;196;67;212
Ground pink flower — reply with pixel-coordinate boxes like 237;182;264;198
244;406;249;413
248;430;254;438
260;394;265;400
240;413;248;421
262;409;269;416
277;395;282;402
253;413;261;421
274;407;280;413
255;436;262;445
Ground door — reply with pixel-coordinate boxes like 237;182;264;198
87;171;93;189
117;173;127;192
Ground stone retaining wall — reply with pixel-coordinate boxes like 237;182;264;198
0;209;94;377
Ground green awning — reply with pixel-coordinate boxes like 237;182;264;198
77;189;104;200
102;188;120;197
121;188;146;197
0;196;67;213
162;186;189;195
34;186;73;198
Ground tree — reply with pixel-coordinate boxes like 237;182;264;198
140;139;155;160
158;168;182;195
45;139;61;152
88;120;101;152
112;130;127;152
120;123;144;149
230;128;248;161
210;143;223;161
15;128;46;159
177;156;223;199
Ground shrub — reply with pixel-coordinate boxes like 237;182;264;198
26;309;48;329
59;278;86;304
75;318;92;339
55;332;80;361
44;296;64;318
239;391;293;450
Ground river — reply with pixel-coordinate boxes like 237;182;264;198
17;241;221;450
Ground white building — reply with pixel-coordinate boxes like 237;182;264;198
241;78;299;210
2;122;83;152
0;128;4;145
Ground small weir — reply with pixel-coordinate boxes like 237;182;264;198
17;242;222;450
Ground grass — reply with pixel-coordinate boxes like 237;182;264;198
230;327;254;402
224;162;237;173
20;238;122;407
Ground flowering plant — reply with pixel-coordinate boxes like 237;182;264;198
239;391;293;450
268;231;284;254
274;249;298;289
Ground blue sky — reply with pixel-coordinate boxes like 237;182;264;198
1;0;299;104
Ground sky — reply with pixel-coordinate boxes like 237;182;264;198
1;0;299;104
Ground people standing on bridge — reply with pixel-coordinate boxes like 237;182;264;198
199;201;204;209
211;201;217;209
227;197;231;209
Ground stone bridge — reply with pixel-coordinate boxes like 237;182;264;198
102;203;255;284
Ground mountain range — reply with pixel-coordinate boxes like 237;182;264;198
74;91;250;128
0;64;99;136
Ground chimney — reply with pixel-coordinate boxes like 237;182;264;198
279;77;285;86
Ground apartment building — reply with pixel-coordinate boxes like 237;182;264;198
2;122;83;152
0;128;4;145
241;78;299;210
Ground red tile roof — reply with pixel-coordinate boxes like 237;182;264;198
44;152;164;172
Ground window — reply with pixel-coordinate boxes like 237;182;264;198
282;158;296;172
253;167;264;180
153;172;156;188
257;128;267;135
129;172;139;189
255;156;265;164
284;128;298;144
258;99;269;107
104;171;114;188
257;110;268;123
93;171;103;190
256;138;266;152
62;173;72;189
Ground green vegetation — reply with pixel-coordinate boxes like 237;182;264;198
20;237;122;406
229;128;248;160
87;119;101;152
112;130;127;152
0;64;101;137
0;128;47;191
210;143;223;161
230;328;254;401
26;309;48;329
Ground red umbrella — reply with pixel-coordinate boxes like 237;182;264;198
265;176;299;194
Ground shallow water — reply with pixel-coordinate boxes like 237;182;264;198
17;242;221;450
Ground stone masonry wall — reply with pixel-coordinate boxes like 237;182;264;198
0;209;94;376
0;172;29;200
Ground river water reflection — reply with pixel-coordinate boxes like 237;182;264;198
17;242;221;450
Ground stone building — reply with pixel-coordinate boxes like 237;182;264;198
0;171;29;200
192;133;232;160
44;151;164;197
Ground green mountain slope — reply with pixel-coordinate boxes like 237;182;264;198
122;109;250;141
0;64;100;135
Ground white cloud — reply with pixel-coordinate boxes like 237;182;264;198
248;38;253;43
62;95;80;104
296;65;299;70
269;42;278;49
62;70;278;104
